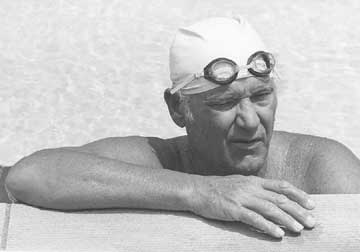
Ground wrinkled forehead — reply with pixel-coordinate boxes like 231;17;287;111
169;16;267;83
195;77;276;100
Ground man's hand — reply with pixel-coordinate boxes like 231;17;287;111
189;175;316;238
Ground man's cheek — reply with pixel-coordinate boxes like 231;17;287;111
209;110;237;130
259;111;276;144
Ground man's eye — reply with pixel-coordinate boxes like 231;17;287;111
251;91;272;101
206;100;236;110
217;101;235;106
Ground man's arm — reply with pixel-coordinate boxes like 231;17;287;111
4;136;193;210
5;136;315;238
306;138;360;193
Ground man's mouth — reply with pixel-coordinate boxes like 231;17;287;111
229;138;263;149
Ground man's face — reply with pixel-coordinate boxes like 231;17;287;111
184;77;277;175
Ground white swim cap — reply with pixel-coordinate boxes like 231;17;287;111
169;16;268;95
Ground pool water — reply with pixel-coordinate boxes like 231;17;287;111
0;0;359;165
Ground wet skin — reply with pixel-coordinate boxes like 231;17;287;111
161;76;360;192
183;77;277;176
4;76;360;239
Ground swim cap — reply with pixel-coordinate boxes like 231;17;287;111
169;16;268;95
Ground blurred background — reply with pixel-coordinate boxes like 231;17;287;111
0;0;359;166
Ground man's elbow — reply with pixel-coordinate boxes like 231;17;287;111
5;150;52;206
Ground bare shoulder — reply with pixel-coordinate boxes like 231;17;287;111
305;135;360;193
71;135;185;171
271;131;360;193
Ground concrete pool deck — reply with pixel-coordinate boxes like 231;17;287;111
0;195;359;251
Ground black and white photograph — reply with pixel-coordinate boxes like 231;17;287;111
0;0;359;251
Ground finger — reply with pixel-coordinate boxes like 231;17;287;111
262;191;316;229
245;198;304;233
262;180;315;210
236;207;285;238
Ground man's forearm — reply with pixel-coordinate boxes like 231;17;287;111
5;149;196;211
5;148;317;239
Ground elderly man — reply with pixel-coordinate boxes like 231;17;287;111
5;16;360;239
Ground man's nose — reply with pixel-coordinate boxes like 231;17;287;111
234;98;260;131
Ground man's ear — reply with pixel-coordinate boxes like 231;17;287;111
164;88;186;128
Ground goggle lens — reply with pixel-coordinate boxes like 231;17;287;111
210;59;237;81
204;58;238;85
248;51;275;76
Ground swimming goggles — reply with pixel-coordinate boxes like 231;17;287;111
171;51;275;94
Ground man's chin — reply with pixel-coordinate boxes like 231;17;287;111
224;142;268;175
227;155;266;175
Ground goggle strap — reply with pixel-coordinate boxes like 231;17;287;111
171;51;276;94
170;74;197;94
273;68;281;80
194;73;204;78
237;64;252;71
